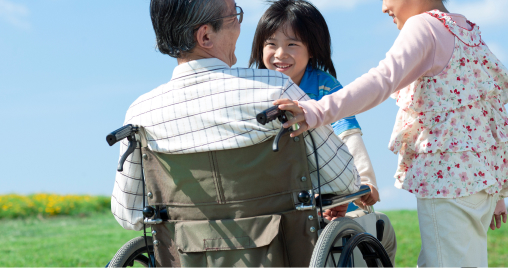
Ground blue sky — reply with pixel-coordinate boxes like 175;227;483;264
1;0;507;210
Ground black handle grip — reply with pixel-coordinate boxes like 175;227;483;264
106;124;138;146
256;106;283;125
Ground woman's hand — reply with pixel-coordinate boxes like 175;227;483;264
320;203;349;221
490;199;507;230
273;99;308;137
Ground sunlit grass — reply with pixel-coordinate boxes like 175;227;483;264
0;199;506;267
0;213;140;267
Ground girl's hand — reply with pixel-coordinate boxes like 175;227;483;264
360;184;380;207
490;199;507;230
319;203;349;221
273;99;308;137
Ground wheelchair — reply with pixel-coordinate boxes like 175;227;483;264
105;107;392;267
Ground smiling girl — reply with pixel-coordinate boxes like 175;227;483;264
275;0;508;266
249;0;398;264
249;0;377;205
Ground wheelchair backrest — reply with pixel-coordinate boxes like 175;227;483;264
141;131;313;220
138;129;319;267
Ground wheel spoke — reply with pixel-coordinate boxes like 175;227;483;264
134;254;150;267
330;250;337;267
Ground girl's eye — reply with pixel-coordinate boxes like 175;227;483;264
265;42;275;46
288;43;298;46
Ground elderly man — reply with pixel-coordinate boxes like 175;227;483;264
113;0;360;231
111;0;391;266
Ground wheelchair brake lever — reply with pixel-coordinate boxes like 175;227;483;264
273;126;290;152
256;106;294;152
272;112;291;152
117;135;137;172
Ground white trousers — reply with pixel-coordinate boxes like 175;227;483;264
416;190;499;267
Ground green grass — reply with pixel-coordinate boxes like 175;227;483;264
0;212;140;267
385;210;508;267
0;210;506;267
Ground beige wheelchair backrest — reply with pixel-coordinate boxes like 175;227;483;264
138;129;319;267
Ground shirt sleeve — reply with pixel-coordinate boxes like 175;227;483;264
339;130;379;195
280;79;362;195
111;110;146;231
299;14;443;129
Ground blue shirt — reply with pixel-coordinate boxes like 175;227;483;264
299;65;361;136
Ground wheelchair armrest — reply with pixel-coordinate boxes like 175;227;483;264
314;185;371;211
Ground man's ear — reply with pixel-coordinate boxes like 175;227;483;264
195;24;214;49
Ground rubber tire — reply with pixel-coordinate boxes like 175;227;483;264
108;236;154;267
337;232;392;267
309;218;366;267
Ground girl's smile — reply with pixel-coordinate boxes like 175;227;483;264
262;26;310;85
273;62;293;72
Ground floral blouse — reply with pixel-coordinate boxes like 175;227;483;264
389;10;508;199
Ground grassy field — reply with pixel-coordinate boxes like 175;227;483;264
0;210;506;267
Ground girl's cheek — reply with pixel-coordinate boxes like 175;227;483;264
262;51;275;69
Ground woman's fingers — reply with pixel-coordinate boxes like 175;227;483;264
495;214;502;229
490;216;496;230
274;99;309;137
503;212;507;224
284;114;309;137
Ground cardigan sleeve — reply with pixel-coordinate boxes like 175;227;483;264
299;14;455;129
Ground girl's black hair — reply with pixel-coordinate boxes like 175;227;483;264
248;0;336;78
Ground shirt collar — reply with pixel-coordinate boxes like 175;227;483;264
299;65;315;88
171;58;230;80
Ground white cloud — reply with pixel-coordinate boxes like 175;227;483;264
0;0;30;29
447;0;508;26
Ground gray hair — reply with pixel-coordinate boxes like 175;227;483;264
150;0;227;58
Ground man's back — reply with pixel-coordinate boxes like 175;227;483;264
124;58;289;154
112;58;360;231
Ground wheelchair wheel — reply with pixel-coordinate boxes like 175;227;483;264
310;218;392;267
108;236;154;267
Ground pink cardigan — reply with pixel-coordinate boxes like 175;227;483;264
299;13;472;128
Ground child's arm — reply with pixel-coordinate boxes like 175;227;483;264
339;129;379;206
490;199;507;230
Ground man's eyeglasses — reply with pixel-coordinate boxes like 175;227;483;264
206;6;244;24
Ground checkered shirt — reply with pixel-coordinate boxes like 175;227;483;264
111;58;361;231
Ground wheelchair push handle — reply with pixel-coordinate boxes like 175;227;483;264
256;106;293;152
106;124;139;146
256;105;288;125
106;124;139;172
